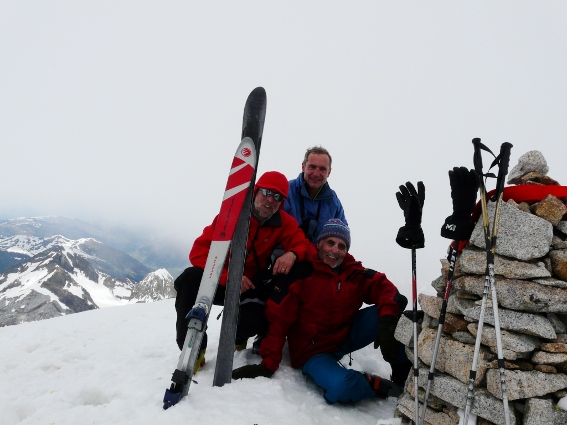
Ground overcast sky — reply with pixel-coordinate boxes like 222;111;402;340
1;1;566;298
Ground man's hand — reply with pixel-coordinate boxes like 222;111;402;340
232;363;274;380
273;251;297;275
241;276;255;293
374;315;401;363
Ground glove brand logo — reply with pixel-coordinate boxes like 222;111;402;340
241;147;252;157
445;224;456;231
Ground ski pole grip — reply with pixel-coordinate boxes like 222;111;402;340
496;142;513;194
472;138;483;175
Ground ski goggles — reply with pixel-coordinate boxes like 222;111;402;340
259;188;285;202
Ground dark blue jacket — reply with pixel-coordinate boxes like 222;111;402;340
283;173;347;242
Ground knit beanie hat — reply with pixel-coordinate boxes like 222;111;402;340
255;171;289;198
316;219;351;251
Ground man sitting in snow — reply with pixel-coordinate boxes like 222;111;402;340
232;219;412;404
174;171;311;373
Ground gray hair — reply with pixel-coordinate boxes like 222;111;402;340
302;146;332;167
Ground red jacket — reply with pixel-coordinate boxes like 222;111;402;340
260;246;401;372
189;209;310;286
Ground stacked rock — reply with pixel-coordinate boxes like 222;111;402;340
394;151;567;425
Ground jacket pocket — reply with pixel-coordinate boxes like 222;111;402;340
289;322;318;364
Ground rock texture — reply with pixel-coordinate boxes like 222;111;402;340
394;150;567;424
469;201;553;261
129;268;175;302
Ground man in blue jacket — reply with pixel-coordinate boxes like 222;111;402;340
283;146;347;242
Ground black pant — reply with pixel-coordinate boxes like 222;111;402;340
235;301;268;343
174;267;225;351
174;266;269;350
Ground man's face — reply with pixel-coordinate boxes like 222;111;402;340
302;153;331;192
253;188;283;219
317;236;347;269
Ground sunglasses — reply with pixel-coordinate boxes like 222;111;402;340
259;188;285;202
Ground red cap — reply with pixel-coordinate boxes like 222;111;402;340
255;171;289;198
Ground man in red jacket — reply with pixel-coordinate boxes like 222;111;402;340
174;171;311;372
232;219;411;403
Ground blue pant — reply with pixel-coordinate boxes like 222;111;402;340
301;306;409;404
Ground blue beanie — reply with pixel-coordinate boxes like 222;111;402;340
316;219;351;251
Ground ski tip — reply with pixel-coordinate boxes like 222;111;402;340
249;86;266;100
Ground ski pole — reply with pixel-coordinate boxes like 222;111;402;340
418;243;458;425
411;245;419;425
487;142;513;424
394;181;425;424
463;138;495;423
420;165;479;424
463;139;512;425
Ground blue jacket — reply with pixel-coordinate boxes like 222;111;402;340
283;173;347;242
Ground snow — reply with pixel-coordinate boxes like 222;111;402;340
0;299;401;425
154;268;172;280
1;266;51;299
63;281;85;298
71;270;127;308
6;246;31;256
111;284;131;299
0;235;132;309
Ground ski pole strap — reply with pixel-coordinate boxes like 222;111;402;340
472;138;499;191
472;138;496;176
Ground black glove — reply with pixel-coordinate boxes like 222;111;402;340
232;363;274;380
395;181;425;249
440;167;479;241
374;315;401;363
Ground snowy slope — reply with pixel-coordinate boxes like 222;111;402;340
0;300;401;425
0;235;172;327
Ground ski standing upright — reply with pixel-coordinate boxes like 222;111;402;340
463;138;513;425
163;87;267;410
213;88;266;387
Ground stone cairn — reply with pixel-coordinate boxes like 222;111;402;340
394;151;567;425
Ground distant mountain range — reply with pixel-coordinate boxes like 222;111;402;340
0;216;189;277
0;217;181;327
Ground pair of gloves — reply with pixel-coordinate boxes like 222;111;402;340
396;166;480;248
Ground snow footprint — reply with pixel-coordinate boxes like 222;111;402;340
77;387;113;407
